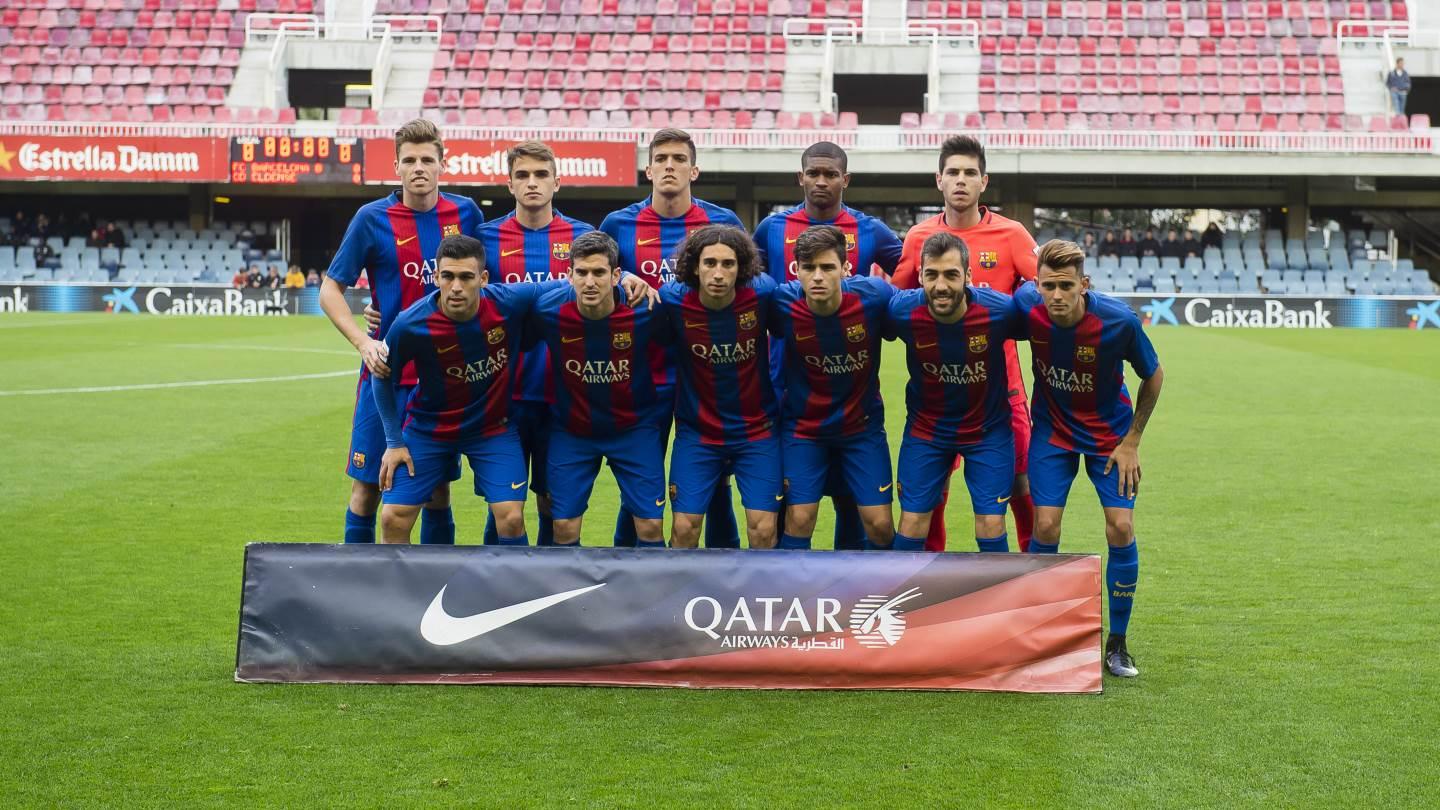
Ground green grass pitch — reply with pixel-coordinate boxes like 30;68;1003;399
1;313;1436;807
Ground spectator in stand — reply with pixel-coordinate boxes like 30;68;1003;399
1181;229;1203;258
1160;229;1185;258
284;264;306;288
1099;230;1121;257
1201;223;1224;251
102;222;127;249
232;267;248;289
1386;58;1411;115
246;264;265;288
1137;228;1161;258
86;227;106;248
33;240;54;268
1081;231;1099;259
305;268;321;287
9;211;31;245
33;214;52;242
265;266;283;289
1117;227;1138;257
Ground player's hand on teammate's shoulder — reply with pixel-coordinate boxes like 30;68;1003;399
1103;441;1141;499
358;336;391;378
620;274;660;309
363;302;382;332
378;446;414;492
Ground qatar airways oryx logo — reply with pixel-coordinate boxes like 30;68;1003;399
682;587;924;650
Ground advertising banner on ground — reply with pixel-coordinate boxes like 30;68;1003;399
1118;293;1440;329
235;543;1103;692
0;283;372;316
362;139;638;187
0;136;227;182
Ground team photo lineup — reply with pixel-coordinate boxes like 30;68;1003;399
324;120;1163;679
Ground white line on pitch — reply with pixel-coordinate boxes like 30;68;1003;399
156;342;357;356
0;370;355;397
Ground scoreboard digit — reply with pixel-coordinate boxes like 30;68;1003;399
229;136;363;185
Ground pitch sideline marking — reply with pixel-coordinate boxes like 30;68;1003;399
0;370;355;397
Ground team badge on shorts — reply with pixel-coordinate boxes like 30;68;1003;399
738;309;757;331
1076;345;1096;363
668;482;678;500
613;331;632;349
969;334;988;353
552;242;571;261
487;326;506;345
846;323;867;343
351;451;366;470
442;223;461;238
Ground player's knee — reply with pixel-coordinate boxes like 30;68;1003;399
1033;509;1063;541
551;517;581;543
746;512;777;549
1104;515;1134;544
975;513;1006;538
635;518;664;542
380;504;419;540
671;513;702;548
785;504;819;536
491;503;524;537
350;481;381;514
859;507;894;540
898;511;931;538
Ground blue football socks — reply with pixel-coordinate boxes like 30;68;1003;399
977;533;1010;553
703;484;740;549
419;507;455;545
1029;539;1060;554
779;533;812;550
496;534;529;546
1107;540;1139;637
613;507;639;547
893;532;926;551
343;509;375;544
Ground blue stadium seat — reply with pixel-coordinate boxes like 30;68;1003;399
1152;277;1176;294
1119;256;1139;272
0;247;13;269
1160;256;1180;272
1302;270;1324;285
1203;257;1224;274
1184;256;1204;272
1139;256;1160;272
1307;252;1329;270
1176;270;1196;290
1374;279;1397;295
1324;278;1348;295
1110;276;1135;293
1219;278;1240;294
1097;255;1119;271
1281;270;1304;286
1397;258;1415;273
1354;280;1377;295
1266;250;1286;271
1238;275;1261;294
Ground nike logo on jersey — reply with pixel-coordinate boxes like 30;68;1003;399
1033;339;1048;344
638;237;660;246
879;483;893;492
684;320;708;329
785;237;799;244
501;247;525;257
510;481;527;490
437;344;460;354
916;341;938;349
795;333;816;341
420;583;606;646
395;235;417;246
561;335;585;343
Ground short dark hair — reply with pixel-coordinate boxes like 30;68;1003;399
394;118;444;161
801;141;848;173
938;134;986;175
436;234;486;268
919;231;970;274
793;225;847;266
570;230;619;269
648;128;696;163
507;139;556;175
674;225;760;288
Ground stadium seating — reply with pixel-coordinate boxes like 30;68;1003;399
0;219;282;284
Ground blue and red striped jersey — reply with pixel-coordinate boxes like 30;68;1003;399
1012;282;1161;455
753;202;903;283
599;196;743;388
885;286;1025;445
326;191;485;386
660;275;779;445
478;210;596;403
527;285;673;437
768;275;894;439
379;283;557;444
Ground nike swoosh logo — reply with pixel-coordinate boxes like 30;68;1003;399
795;333;815;341
420;583;606;646
561;335;585;343
684;320;707;329
916;341;937;349
785;237;798;244
638;237;660;246
1114;581;1136;588
437;344;459;354
510;481;526;490
501;247;525;257
1033;339;1048;344
879;483;893;492
396;235;417;246
775;493;785;501
655;498;666;506
996;495;1011;503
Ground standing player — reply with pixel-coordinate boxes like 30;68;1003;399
477;140;595;547
660;226;782;549
886;231;1024;553
528;232;670;547
892;135;1039;553
1013;240;1165;678
769;225;896;550
600;128;745;548
371;236;540;545
753;141;904;551
319;119;484;546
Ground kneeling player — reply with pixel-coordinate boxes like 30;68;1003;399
661;226;782;548
886;232;1023;552
1013;240;1165;677
770;225;896;550
374;235;540;544
529;231;670;546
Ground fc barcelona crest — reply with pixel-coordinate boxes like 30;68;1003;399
1076;345;1096;363
978;251;998;269
351;452;366;470
487;326;506;345
846;323;867;343
844;231;857;251
442;223;461;238
969;334;988;353
613;331;633;350
738;310;757;331
552;242;572;261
